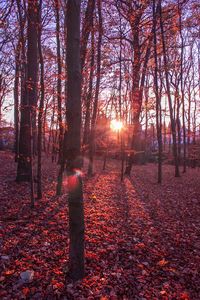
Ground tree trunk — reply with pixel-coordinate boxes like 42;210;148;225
83;27;94;149
125;15;141;176
88;0;102;176
42;95;49;153
48;95;56;154
55;0;63;163
153;0;162;183
17;0;38;182
37;0;44;199
118;15;125;181
80;0;95;72
188;87;191;146
176;92;181;163
159;0;180;177
14;39;20;162
66;0;84;281
178;0;186;172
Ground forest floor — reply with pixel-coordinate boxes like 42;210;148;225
0;151;200;300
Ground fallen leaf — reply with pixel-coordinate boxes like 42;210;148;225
22;287;30;296
4;270;15;276
157;259;168;267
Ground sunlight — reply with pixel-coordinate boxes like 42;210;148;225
74;168;83;177
110;119;123;132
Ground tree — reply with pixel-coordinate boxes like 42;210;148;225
65;0;84;280
82;27;95;150
16;0;38;184
88;0;102;176
81;0;95;71
153;0;162;183
54;0;63;163
14;37;20;162
118;1;153;175
159;0;180;177
37;0;44;199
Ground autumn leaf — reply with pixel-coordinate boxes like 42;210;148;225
157;259;168;267
91;194;97;201
54;250;64;257
51;280;64;290
53;269;63;275
180;291;190;300
4;270;15;276
22;287;30;296
160;290;167;295
135;242;145;249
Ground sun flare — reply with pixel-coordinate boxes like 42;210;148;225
110;119;123;132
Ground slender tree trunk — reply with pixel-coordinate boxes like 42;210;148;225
0;75;3;128
80;0;95;72
118;15;124;181
56;129;66;196
88;0;102;176
14;39;20;162
138;7;159;106
178;1;186;172
163;121;165;151
37;0;44;199
49;95;56;154
125;15;141;176
17;0;38;184
193;94;197;144
16;0;26;176
30;111;35;208
42;96;49;153
188;88;191;146
153;0;162;183
83;27;94;149
55;0;63;163
144;85;148;152
48;95;55;154
159;0;180;177
176;92;181;163
53;119;59;163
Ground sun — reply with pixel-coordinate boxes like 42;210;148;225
110;119;123;132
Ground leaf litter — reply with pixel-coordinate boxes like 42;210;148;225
0;153;200;299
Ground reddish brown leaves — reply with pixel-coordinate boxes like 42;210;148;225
1;153;200;299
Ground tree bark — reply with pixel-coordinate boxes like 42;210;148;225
37;0;44;199
81;0;95;72
153;0;162;183
66;0;84;281
14;39;20;162
55;0;63;163
124;15;141;175
83;27;94;148
17;0;38;182
88;0;102;176
159;0;180;177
